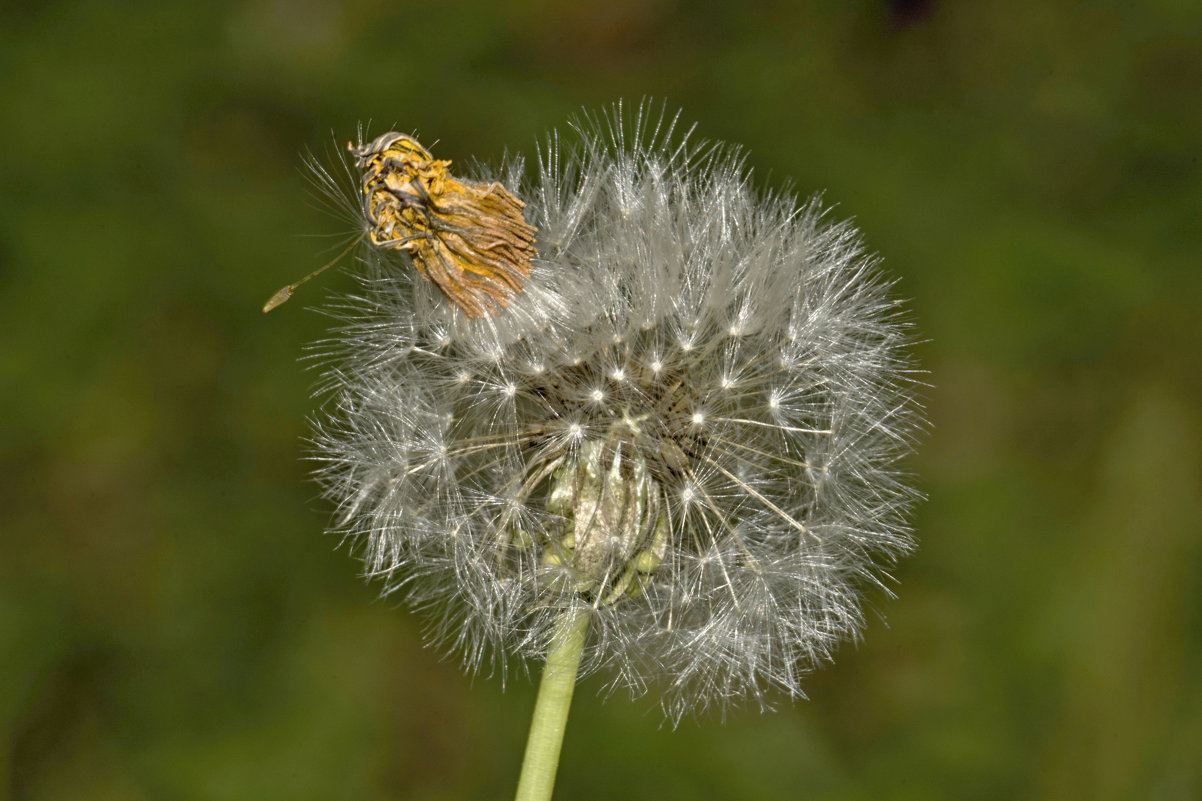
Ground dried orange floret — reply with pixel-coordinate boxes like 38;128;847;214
350;132;538;318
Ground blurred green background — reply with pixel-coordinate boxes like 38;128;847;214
3;1;1200;799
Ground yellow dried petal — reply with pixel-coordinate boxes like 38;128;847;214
350;132;538;318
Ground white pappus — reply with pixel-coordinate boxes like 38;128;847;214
307;103;924;722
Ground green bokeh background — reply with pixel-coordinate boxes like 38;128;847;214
3;1;1200;799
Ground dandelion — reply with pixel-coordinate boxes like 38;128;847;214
302;103;923;800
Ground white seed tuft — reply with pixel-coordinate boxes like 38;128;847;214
308;102;924;722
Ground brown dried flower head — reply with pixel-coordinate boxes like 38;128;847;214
350;132;538;318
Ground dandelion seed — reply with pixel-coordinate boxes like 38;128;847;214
309;103;924;732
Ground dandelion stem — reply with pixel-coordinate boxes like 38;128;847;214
514;608;590;801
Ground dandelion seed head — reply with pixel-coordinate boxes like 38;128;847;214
311;102;923;722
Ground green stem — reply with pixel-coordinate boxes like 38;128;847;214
514;608;590;801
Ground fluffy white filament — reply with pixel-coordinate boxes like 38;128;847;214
308;105;923;721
